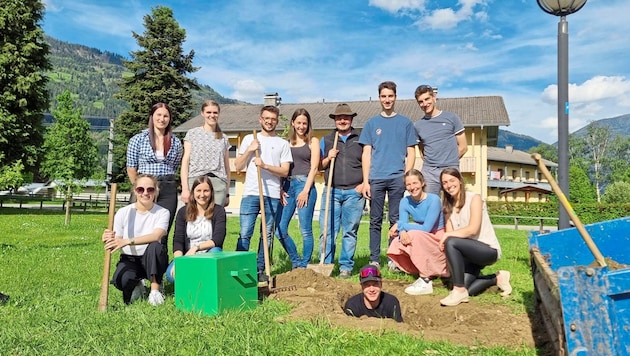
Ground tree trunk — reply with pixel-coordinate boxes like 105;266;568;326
65;186;72;225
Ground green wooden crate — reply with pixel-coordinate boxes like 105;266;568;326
174;251;258;316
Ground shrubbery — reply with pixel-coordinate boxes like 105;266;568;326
487;201;630;225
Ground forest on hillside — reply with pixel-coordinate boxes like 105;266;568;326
45;36;242;118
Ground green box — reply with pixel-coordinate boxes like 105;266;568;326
174;251;258;316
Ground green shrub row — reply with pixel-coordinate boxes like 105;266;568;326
487;201;630;225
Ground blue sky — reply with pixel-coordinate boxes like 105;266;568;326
42;0;630;144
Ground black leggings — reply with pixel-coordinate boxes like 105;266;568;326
444;237;498;296
112;242;168;303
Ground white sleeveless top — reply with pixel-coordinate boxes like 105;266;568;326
449;191;501;259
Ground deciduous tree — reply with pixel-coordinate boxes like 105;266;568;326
41;90;97;224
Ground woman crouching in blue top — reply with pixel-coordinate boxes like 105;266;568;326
166;176;226;283
387;169;449;296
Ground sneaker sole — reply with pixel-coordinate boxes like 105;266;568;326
404;288;433;296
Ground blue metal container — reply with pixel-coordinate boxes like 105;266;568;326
529;216;630;356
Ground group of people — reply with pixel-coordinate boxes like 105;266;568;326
102;81;511;314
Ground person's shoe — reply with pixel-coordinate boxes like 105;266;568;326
404;278;433;295
0;292;9;305
148;290;165;306
497;270;512;297
369;261;380;269
339;270;352;279
257;272;270;287
387;260;402;273
440;289;470;306
130;280;146;303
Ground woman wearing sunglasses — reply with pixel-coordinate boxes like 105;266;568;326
166;176;226;283
102;174;170;306
343;265;403;322
126;102;183;240
438;168;512;306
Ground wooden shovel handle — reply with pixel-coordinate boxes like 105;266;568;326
320;132;339;264
98;183;117;311
253;130;272;280
531;153;606;267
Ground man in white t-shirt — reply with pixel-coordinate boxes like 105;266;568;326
235;105;298;282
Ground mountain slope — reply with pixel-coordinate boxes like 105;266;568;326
497;130;545;151
45;36;241;118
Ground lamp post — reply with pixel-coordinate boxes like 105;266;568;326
537;0;587;230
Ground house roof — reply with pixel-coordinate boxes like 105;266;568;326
500;185;553;195
488;146;558;167
174;96;510;134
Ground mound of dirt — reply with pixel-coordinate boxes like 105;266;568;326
269;269;545;350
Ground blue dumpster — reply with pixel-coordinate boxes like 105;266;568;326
529;216;630;356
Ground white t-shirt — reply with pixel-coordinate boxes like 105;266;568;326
238;133;292;198
114;203;169;256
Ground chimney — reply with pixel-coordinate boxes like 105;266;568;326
263;93;281;107
505;144;513;153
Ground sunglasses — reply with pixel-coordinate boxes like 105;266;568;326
135;186;156;195
359;266;381;279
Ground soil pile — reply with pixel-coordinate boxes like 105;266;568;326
269;269;548;350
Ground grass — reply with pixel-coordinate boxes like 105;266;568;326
0;208;537;355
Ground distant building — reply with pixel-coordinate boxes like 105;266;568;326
175;94;552;209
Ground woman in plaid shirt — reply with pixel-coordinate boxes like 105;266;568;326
126;102;183;242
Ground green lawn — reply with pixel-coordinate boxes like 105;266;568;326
0;208;537;355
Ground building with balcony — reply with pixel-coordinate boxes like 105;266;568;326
175;94;518;210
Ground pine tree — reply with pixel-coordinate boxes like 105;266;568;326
113;6;199;183
0;0;50;184
41;90;98;224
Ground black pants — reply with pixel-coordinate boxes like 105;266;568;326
111;242;168;304
155;178;178;244
444;237;498;296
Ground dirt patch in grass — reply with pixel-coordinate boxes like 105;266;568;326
269;268;550;352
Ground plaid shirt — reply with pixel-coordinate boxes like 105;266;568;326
126;129;182;176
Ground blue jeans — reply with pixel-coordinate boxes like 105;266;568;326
236;195;300;273
165;247;222;284
319;186;365;272
368;177;405;263
276;176;317;268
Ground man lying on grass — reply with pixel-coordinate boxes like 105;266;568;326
344;265;403;322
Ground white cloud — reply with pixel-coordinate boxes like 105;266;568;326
414;0;487;30
231;80;265;103
368;0;426;13
542;76;630;105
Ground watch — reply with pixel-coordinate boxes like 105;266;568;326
130;238;135;246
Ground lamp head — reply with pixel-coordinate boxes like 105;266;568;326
537;0;587;16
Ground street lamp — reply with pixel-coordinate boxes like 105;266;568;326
537;0;587;230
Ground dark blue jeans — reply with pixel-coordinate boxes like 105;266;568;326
236;195;300;274
368;177;405;263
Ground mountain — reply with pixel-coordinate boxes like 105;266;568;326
571;114;630;138
497;130;545;151
45;36;242;118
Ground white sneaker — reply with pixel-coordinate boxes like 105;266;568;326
404;278;433;295
130;280;146;303
148;289;165;306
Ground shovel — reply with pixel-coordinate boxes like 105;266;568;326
307;132;339;276
253;130;273;287
531;153;606;267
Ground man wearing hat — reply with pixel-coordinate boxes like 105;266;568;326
344;265;403;322
319;103;365;279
